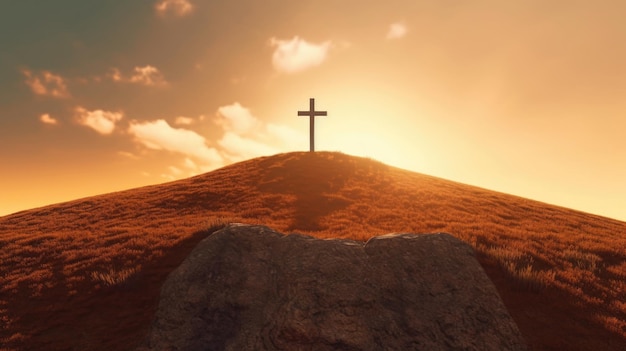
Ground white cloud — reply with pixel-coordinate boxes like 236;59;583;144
126;102;304;173
129;65;167;86
39;113;58;125
175;116;194;125
168;166;183;175
266;123;305;147
155;0;193;17
108;65;167;86
75;107;123;135
22;69;70;98
183;157;197;170
386;22;408;40
216;102;259;134
218;132;281;161
118;151;140;160
109;68;123;82
213;102;306;161
128;119;222;164
269;36;332;73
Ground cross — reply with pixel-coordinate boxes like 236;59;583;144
297;98;327;152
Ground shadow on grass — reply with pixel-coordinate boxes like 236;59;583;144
3;223;228;351
478;255;626;351
257;153;359;231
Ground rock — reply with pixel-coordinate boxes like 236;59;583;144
138;224;527;351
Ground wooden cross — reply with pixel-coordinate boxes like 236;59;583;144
297;98;327;152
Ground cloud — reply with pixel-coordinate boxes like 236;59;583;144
216;102;259;134
108;66;167;86
179;157;214;176
110;68;123;82
183;157;197;170
22;69;70;98
129;66;167;86
266;123;305;147
75;107;123;135
386;22;408;40
39;113;58;125
126;102;304;176
214;102;305;161
175;116;194;125
269;36;332;73
118;151;140;160
168;166;183;175
155;0;193;17
128;119;222;164
218;132;280;161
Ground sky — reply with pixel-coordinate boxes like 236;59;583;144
1;0;625;222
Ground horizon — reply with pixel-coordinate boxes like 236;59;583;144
1;151;623;223
1;1;625;222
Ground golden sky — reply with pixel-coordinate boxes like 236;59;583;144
1;0;625;221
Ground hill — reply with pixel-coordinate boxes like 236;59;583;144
1;151;625;350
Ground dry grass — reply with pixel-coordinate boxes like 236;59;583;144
1;151;625;350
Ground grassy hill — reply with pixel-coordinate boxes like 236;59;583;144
1;151;625;350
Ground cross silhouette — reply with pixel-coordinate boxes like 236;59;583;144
297;98;327;152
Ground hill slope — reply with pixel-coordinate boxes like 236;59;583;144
1;151;625;350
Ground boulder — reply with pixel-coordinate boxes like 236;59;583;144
139;224;527;350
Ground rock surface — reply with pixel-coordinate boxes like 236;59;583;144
139;224;527;351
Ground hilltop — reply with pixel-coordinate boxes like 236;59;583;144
1;151;625;350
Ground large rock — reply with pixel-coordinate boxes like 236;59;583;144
139;224;527;350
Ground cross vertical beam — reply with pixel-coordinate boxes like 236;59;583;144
297;98;327;152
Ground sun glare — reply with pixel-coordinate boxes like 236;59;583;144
309;89;435;173
324;131;406;169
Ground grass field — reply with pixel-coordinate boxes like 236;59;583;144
1;151;625;350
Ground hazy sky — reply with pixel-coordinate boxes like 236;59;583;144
1;0;625;221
